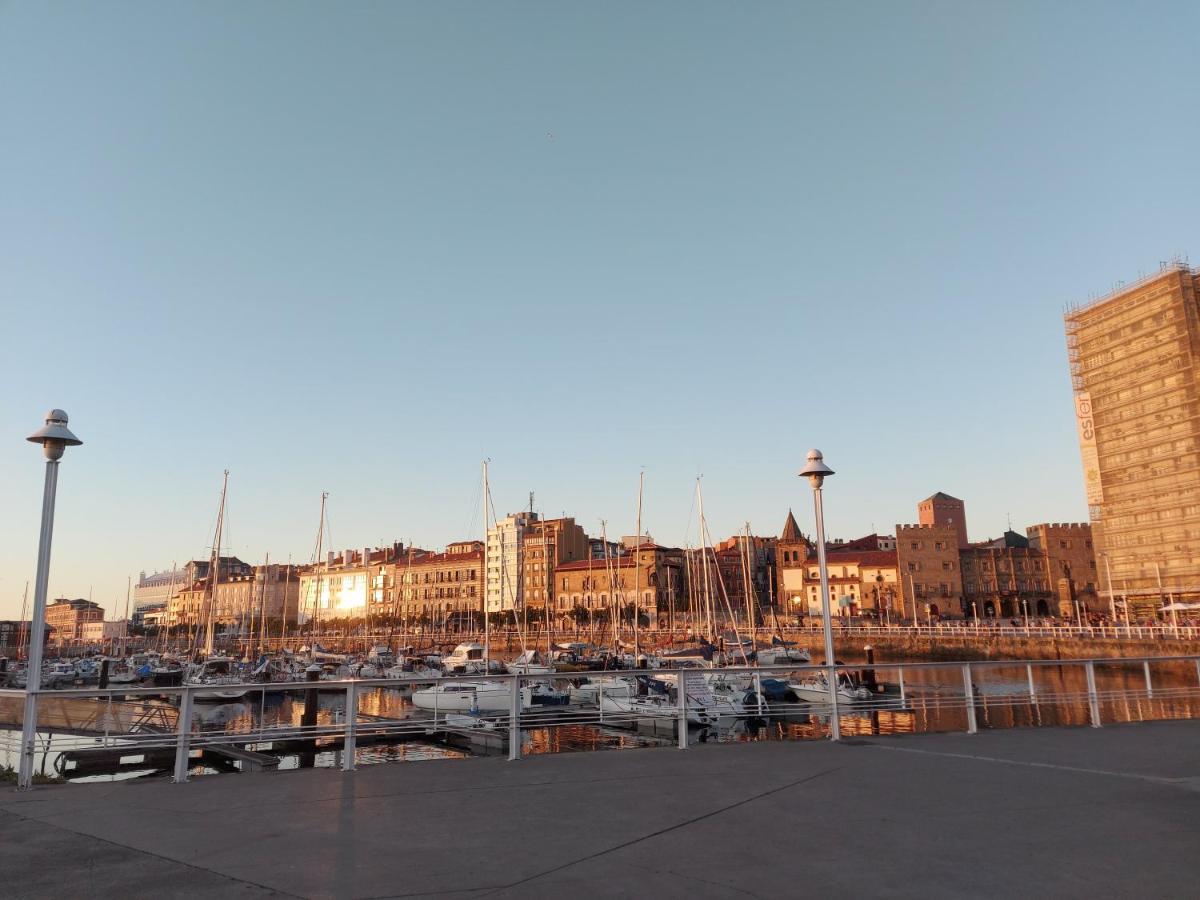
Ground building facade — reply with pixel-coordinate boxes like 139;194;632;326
132;567;189;624
390;541;483;628
918;492;968;549
520;518;590;615
45;598;105;645
555;544;686;628
1066;263;1200;611
485;511;538;614
895;524;964;617
1026;523;1100;617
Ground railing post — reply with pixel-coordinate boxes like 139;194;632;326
1026;663;1037;704
1143;660;1154;700
898;668;906;706
16;691;39;791
676;671;688;750
342;681;358;771
173;686;194;783
507;674;521;761
753;671;764;717
1085;661;1102;728
962;664;977;734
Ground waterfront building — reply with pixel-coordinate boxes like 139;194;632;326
704;534;778;624
521;518;590;615
556;543;686;629
131;567;188;624
79;620;128;644
959;532;1054;619
775;511;813;617
895;523;963;618
791;549;902;619
1065;262;1200;612
918;492;969;549
390;541;483;629
44;598;105;645
298;544;407;624
212;563;302;629
485;511;537;614
1026;523;1100;617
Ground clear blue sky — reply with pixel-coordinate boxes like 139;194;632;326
2;2;1198;618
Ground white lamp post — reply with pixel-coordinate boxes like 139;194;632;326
799;449;840;741
18;409;83;790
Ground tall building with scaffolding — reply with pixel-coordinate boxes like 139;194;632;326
1065;261;1200;613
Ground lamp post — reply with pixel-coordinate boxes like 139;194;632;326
799;449;840;741
18;409;83;791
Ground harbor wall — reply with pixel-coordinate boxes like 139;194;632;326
825;633;1200;663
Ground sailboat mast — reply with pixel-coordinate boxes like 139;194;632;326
203;471;229;658
257;552;270;652
601;520;617;655
696;479;713;637
482;461;490;664
633;470;643;661
311;492;328;647
122;575;131;659
17;582;29;662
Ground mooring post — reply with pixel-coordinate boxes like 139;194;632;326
1085;661;1102;728
677;671;688;750
172;686;194;783
507;673;521;761
963;664;977;734
342;681;358;771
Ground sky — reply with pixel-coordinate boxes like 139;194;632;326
2;2;1199;619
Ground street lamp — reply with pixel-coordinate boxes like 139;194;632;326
799;448;840;741
19;409;83;791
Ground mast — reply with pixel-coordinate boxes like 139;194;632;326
633;470;644;661
742;523;755;640
280;556;292;650
122;575;131;659
17;582;28;662
696;479;713;638
257;552;270;653
482;461;490;665
203;471;229;658
600;520;617;655
310;492;328;647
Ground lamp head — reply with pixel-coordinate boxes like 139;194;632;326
27;409;82;461
799;448;834;489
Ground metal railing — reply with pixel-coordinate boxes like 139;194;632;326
4;654;1200;789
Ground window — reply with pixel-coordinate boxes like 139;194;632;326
910;541;920;550
907;562;917;572
942;561;952;571
935;541;945;551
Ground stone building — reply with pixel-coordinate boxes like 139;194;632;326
1065;262;1200;612
960;532;1054;619
775;511;813;618
298;544;408;624
1025;523;1100;617
45;598;105;645
895;524;964;618
555;544;686;629
792;549;902;619
918;492;969;549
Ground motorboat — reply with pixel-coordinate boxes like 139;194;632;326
188;656;250;701
787;671;872;704
366;645;396;669
442;642;501;674
569;675;634;705
411;680;532;713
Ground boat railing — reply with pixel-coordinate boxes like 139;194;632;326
4;653;1200;790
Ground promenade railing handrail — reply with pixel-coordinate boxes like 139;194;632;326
6;653;1200;789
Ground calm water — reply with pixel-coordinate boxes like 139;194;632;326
5;650;1198;782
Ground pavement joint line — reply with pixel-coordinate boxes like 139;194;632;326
862;742;1199;789
0;807;301;899
459;766;845;899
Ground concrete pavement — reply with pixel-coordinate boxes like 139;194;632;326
2;721;1198;899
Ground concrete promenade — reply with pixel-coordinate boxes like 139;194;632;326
2;722;1198;899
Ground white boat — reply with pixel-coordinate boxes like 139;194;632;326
569;675;634;705
599;690;713;726
411;680;531;713
787;672;872;704
188;656;250;701
505;649;554;675
366;645;395;669
384;659;442;684
756;646;812;665
442;642;502;674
